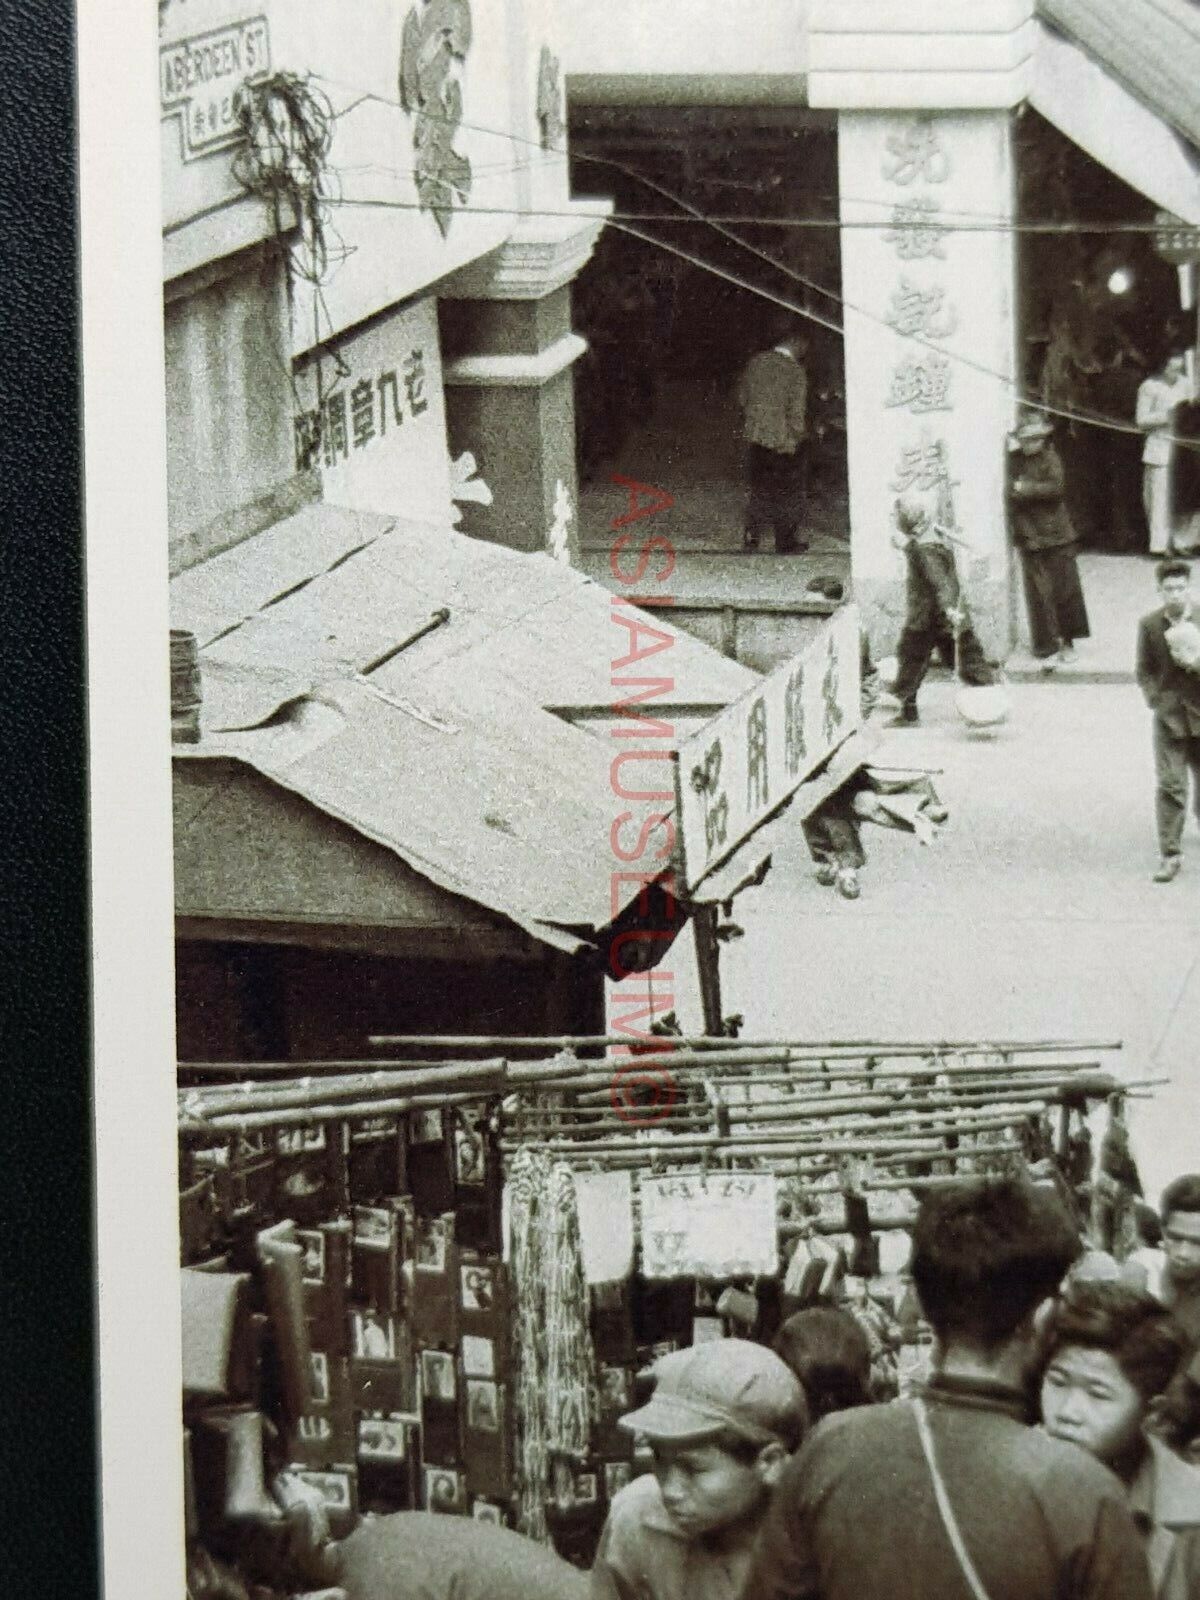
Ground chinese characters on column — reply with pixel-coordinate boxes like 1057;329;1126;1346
881;116;958;508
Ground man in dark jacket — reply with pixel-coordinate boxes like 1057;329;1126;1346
1136;557;1200;881
736;333;810;554
1008;414;1090;669
738;1177;1155;1600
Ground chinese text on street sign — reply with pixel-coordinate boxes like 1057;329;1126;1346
161;17;271;161
676;605;861;890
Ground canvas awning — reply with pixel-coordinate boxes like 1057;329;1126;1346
1032;6;1200;224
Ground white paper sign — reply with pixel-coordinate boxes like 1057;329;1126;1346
639;1172;779;1280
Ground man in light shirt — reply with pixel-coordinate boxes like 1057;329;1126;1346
1136;353;1192;556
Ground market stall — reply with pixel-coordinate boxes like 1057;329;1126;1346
176;1032;1155;1592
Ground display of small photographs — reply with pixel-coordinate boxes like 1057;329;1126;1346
573;1472;599;1505
410;1109;445;1145
454;1125;485;1184
294;1469;353;1511
352;1309;399;1361
424;1466;466;1513
420;1348;457;1403
461;1334;495;1379
465;1378;500;1434
310;1351;330;1405
357;1413;408;1463
353;1205;393;1247
277;1126;327;1156
460;1263;495;1312
598;1365;632;1413
415;1227;448;1274
603;1462;632;1500
298;1229;326;1283
472;1499;503;1525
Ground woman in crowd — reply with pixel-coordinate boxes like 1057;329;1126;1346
773;1306;873;1424
1040;1279;1200;1599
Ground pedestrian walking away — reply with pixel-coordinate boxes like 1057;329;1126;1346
1137;354;1193;556
738;1176;1156;1600
736;332;810;554
888;495;997;726
1135;557;1200;881
1007;412;1090;669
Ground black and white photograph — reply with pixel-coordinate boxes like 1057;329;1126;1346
357;1413;409;1464
465;1378;501;1434
471;1499;505;1526
297;1228;326;1284
460;1264;495;1314
309;1351;330;1407
461;1334;496;1380
351;1309;398;1363
420;1349;457;1405
352;1205;394;1248
424;1467;467;1515
415;1228;449;1275
82;2;1200;1597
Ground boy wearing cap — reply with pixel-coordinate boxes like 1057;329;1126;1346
590;1339;808;1600
1007;414;1090;670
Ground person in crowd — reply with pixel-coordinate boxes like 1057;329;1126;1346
591;1338;808;1600
773;1307;872;1424
736;332;810;554
1161;1177;1200;1346
1137;353;1193;556
738;1175;1155;1600
1040;1280;1200;1599
1007;412;1090;670
1125;1203;1170;1301
887;494;997;727
1135;558;1200;883
272;1507;590;1600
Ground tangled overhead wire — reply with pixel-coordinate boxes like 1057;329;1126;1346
232;71;339;292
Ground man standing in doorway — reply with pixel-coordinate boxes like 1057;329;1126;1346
738;1176;1155;1600
1135;558;1200;882
737;333;810;554
1137;353;1192;556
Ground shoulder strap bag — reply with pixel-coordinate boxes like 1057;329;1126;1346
912;1397;995;1600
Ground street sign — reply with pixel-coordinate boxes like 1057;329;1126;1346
160;16;271;162
675;605;861;890
1153;211;1200;266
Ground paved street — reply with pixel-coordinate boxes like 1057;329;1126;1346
667;673;1200;1198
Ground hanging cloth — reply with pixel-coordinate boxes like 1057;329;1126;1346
572;1169;635;1286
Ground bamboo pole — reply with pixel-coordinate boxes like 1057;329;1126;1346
365;1034;1122;1056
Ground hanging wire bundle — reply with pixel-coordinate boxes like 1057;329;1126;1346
232;71;337;289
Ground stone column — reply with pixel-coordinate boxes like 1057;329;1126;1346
808;0;1035;656
438;217;605;559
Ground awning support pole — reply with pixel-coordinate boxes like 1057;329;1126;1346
694;905;724;1037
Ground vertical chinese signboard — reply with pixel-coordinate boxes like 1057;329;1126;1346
675;607;861;890
294;299;453;528
838;110;1016;653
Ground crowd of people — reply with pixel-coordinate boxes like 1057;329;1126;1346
587;1172;1200;1600
193;1172;1200;1600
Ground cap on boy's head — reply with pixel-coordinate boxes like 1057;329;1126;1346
618;1338;807;1447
